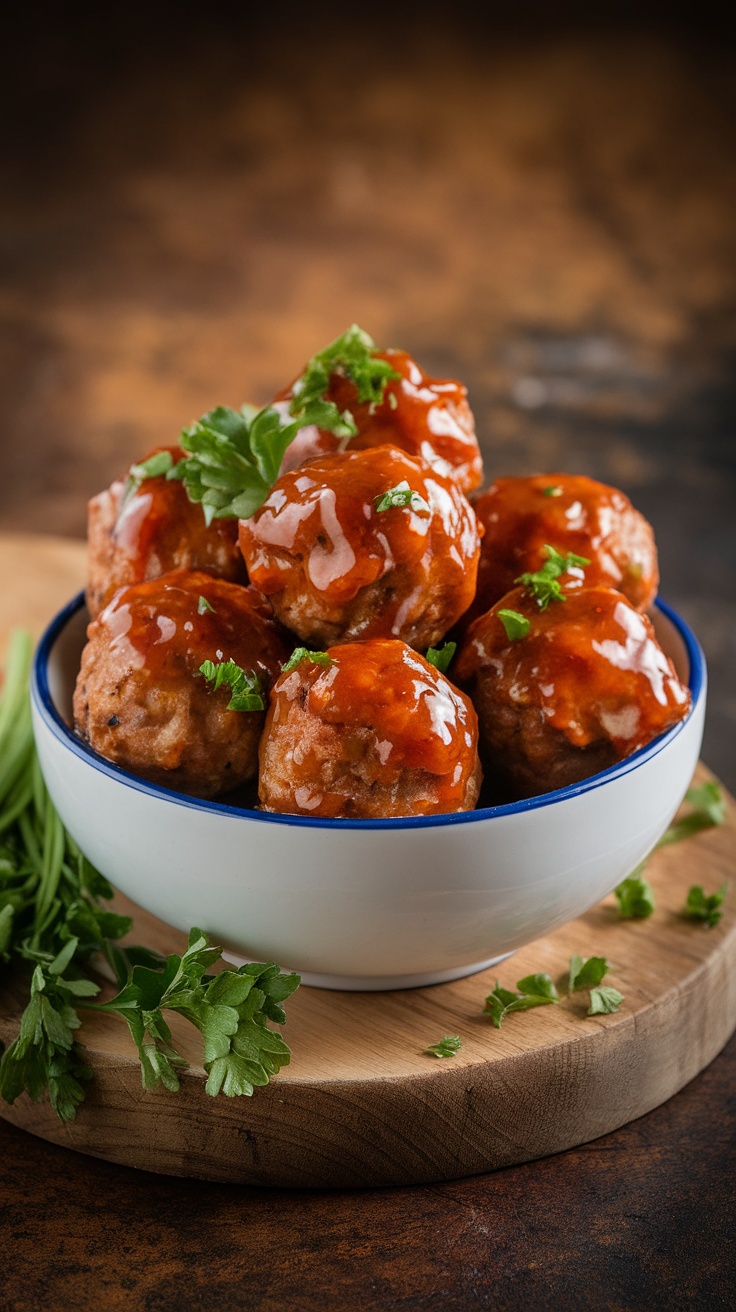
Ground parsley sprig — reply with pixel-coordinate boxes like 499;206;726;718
425;1034;462;1058
291;324;400;419
484;972;558;1028
0;632;300;1120
683;883;728;928
199;659;264;711
568;954;624;1015
170;398;353;525
516;544;590;610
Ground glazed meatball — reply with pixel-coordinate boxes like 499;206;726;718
87;447;246;617
467;474;658;625
455;585;690;800
74;570;289;798
274;347;483;493
259;640;482;818
238;445;481;650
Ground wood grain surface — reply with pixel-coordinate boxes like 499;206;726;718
1;534;734;1189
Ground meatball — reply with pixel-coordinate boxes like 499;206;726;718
467;474;658;625
87;446;246;617
455;585;690;800
259;639;482;818
274;347;483;492
74;570;289;798
238;445;482;650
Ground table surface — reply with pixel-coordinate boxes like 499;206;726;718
1;5;735;1307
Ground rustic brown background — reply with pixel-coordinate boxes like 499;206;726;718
1;6;735;1306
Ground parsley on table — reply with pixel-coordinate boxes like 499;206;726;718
682;883;728;928
614;869;656;919
497;609;531;642
0;632;300;1121
198;659;264;712
568;955;624;1015
515;544;590;610
425;642;456;675
374;481;430;514
484;972;558;1028
425;1034;462;1058
281;648;332;675
659;782;727;846
588;986;625;1016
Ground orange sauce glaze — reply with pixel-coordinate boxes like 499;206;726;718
455;586;690;756
266;640;479;814
273;348;483;492
469;473;658;620
98;569;288;690
110;447;244;588
238;444;481;630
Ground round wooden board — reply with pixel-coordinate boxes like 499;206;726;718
1;534;735;1188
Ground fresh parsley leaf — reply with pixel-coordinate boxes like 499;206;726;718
588;986;624;1015
614;868;656;919
516;544;590;610
425;642;456;674
374;481;430;514
498;609;531;641
120;450;176;512
542;485;563;497
290;324;400;423
483;974;558;1028
659;781;728;846
425;1034;462;1058
197;595;215;615
568;955;610;992
683;882;728;928
281;648;332;674
199;659;264;712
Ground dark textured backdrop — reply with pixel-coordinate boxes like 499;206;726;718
1;3;734;785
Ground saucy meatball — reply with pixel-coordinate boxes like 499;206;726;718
87;446;246;617
74;570;289;798
275;347;483;492
468;474;658;624
239;445;481;650
455;585;690;800
259;640;482;818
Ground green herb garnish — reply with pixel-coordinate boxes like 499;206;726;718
497;609;531;641
614;868;656;919
516;544;590;610
121;450;176;510
425;641;457;674
483;972;558;1028
197;595;215;615
588;986;624;1015
198;659;264;711
281;648;332;675
659;781;727;846
568;954;610;992
0;632;299;1121
291;324;400;420
425;1034;462;1058
374;481;430;514
542;485;563;497
683;882;728;928
170;397;353;525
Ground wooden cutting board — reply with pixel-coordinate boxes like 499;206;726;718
1;533;735;1188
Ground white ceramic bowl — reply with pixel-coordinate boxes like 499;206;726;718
31;594;705;990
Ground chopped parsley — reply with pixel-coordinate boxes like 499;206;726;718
683;882;728;928
374;481;430;514
290;324;400;421
497;608;531;641
199;659;264;711
425;641;456;674
197;595;215;615
614;868;656;919
516;544;590;610
121;449;176;509
542;485;563;497
484;972;558;1028
568;954;610;992
659;781;727;846
281;648;332;674
588;986;624;1015
425;1034;462;1059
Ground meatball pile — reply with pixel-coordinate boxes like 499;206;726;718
76;327;692;817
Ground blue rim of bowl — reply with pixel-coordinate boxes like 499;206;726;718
32;591;705;831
